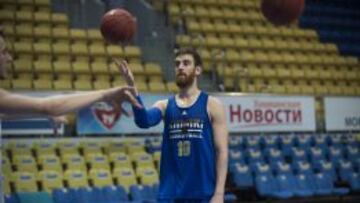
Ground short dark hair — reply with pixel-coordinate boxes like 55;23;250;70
175;47;202;67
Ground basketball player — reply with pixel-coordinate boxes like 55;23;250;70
117;48;228;203
0;28;141;122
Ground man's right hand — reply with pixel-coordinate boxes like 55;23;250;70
114;59;136;90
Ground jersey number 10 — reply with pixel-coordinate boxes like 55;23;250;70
177;141;191;157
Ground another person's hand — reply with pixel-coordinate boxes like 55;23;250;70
209;193;224;203
103;86;143;114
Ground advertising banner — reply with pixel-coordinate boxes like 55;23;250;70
324;97;360;131
218;95;316;132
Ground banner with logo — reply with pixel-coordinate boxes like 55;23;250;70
77;93;169;134
324;97;360;131
218;95;316;132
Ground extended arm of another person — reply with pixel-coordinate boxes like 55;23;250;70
209;97;228;202
115;59;165;129
0;86;141;117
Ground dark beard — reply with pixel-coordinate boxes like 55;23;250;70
175;71;196;88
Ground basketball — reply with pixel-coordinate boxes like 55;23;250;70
100;8;137;44
261;0;305;25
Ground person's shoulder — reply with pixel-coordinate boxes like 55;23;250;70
208;95;223;107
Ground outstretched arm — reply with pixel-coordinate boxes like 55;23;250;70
209;96;228;203
0;86;141;117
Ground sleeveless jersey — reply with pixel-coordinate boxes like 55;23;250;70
158;92;216;199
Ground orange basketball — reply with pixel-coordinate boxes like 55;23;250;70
261;0;305;26
100;9;137;44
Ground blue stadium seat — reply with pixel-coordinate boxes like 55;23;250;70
103;185;129;203
129;185;156;203
265;148;284;167
229;136;244;150
312;134;329;150
253;163;272;177
338;160;354;182
329;134;342;147
349;172;360;192
255;174;277;198
263;135;279;149
291;148;308;163
308;147;326;166
245;135;261;150
53;188;75;203
232;163;254;188
328;146;344;166
294;174;315;197
315;161;337;182
279;135;295;157
295;134;312;150
272;174;296;199
345;146;359;163
5;194;20;203
313;173;349;196
16;192;55;203
228;149;245;166
246;148;264;165
292;161;314;176
272;162;293;176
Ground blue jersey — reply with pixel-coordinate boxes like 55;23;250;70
158;92;216;199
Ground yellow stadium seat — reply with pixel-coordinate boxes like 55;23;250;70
93;80;111;90
58;141;79;157
91;61;109;74
300;85;315;95
15;23;33;38
0;10;15;22
34;141;56;157
13;41;33;54
113;167;137;191
71;42;89;56
239;50;255;63
205;36;221;48
33;25;52;41
52;42;70;56
69;29;87;42
148;81;166;92
53;79;73;90
89;42;106;57
53;56;72;73
3;177;11;195
64;169;89;188
314;85;329;96
38;170;64;193
16;10;33;23
12;79;33;90
33;59;53;74
87;153;110;170
9;141;32;157
81;141;103;156
132;152;154;168
290;65;305;78
38;155;63;173
199;21;216;34
109;152;132;169
12;171;38;192
87;29;103;42
72;59;90;73
89;169;114;187
105;141;126;155
124;46;141;60
2;156;12;176
106;45;124;58
153;151;161;169
73;79;92;90
33;79;52;90
62;154;86;171
126;141;145;155
33;42;52;56
286;85;302;94
52;27;69;40
214;22;230;35
13;57;33;73
137;166;159;186
166;81;178;93
144;63;162;76
261;65;276;78
187;20;201;33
